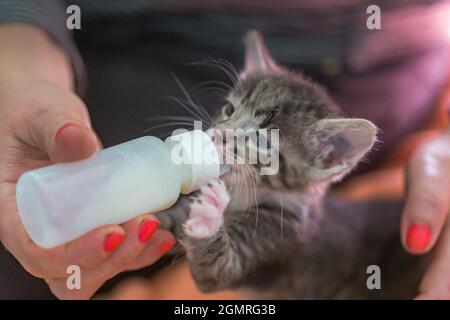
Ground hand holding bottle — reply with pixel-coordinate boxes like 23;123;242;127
0;24;175;299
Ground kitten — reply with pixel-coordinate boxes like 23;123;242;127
157;31;428;299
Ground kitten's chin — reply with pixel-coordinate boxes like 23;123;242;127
220;165;262;192
219;166;244;192
220;167;234;186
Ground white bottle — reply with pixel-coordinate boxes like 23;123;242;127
16;130;220;248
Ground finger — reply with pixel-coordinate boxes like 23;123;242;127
0;181;125;278
50;230;175;300
17;91;99;163
125;229;176;271
415;220;450;300
15;223;125;279
401;136;450;254
46;224;126;300
62;224;125;271
50;122;99;163
46;277;93;300
84;214;159;286
47;227;170;301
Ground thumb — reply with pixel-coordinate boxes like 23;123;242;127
24;98;100;163
49;122;100;163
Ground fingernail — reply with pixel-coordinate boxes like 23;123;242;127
104;232;124;252
159;240;176;254
406;224;431;252
54;123;80;141
138;219;160;243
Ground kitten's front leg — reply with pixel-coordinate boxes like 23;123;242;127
180;179;244;292
180;180;294;293
180;181;299;292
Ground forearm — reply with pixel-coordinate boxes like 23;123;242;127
0;23;74;92
0;0;86;96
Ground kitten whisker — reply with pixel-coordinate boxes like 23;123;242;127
143;121;195;134
190;80;233;92
243;167;252;219
164;95;211;126
239;166;250;220
187;58;239;86
239;165;251;220
171;74;214;125
146;115;200;123
277;191;284;240
189;95;214;125
210;58;239;85
215;58;240;84
248;165;259;237
190;87;229;100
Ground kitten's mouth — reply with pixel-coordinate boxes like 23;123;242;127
219;164;233;187
219;164;237;187
219;164;261;193
219;164;232;177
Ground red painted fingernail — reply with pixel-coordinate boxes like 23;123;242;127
138;219;160;243
104;232;124;252
406;224;431;253
159;240;176;254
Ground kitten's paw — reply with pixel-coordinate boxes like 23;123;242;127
183;179;230;239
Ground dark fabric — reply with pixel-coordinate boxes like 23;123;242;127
0;0;448;95
0;247;54;299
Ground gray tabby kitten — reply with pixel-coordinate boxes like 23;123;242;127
157;31;428;299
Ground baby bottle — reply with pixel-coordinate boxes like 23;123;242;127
16;130;220;248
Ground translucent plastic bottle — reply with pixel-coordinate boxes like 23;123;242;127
16;130;220;248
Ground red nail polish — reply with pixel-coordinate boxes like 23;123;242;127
159;240;176;254
406;224;431;253
138;219;160;243
104;232;124;252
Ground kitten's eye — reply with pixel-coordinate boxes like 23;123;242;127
223;104;235;117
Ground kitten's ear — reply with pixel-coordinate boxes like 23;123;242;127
309;119;378;181
240;30;282;79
